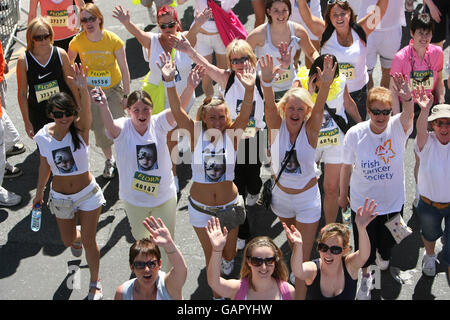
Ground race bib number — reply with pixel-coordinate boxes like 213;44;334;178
274;69;291;84
34;80;60;103
132;172;160;197
88;70;111;87
47;10;69;27
410;70;434;90
318;127;340;147
339;63;355;80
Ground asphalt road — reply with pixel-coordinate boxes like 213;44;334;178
0;0;448;302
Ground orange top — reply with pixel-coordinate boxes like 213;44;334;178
0;41;4;116
39;0;80;41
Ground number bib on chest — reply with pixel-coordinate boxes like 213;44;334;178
243;118;256;139
34;80;60;103
47;10;69;27
88;70;111;87
274;69;291;85
339;63;355;80
318;127;340;147
410;70;434;90
132;172;161;197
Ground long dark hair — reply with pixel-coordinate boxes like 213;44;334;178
46;92;83;151
320;0;366;48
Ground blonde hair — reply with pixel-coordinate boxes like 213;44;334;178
26;17;54;51
317;223;351;255
367;86;393;109
195;96;232;130
80;3;104;30
277;87;314;120
240;236;289;290
225;39;258;70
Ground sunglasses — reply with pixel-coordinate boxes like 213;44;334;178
433;120;450;128
231;56;250;65
159;21;177;29
33;34;51;41
132;259;159;270
317;243;343;255
51;110;75;119
80;16;97;24
247;256;276;267
327;0;347;4
369;108;392;116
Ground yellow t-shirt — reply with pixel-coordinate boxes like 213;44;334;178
69;30;124;89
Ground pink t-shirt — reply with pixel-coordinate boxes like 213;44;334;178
390;40;443;103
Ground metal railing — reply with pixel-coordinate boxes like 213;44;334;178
0;0;28;57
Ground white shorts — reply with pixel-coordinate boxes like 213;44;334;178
271;184;321;223
366;26;402;71
188;196;238;228
194;33;227;57
49;178;105;215
314;143;344;164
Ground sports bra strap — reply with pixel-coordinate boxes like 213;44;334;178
234;278;249;300
276;279;292;300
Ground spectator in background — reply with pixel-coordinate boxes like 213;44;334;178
423;0;449;48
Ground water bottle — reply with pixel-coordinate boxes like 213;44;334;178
342;206;352;230
31;204;42;232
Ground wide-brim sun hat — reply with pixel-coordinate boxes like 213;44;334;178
428;104;450;122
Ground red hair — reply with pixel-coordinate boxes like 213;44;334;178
157;5;182;32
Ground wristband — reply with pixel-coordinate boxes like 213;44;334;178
260;78;274;88
163;80;175;88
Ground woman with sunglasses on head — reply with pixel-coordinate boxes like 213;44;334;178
68;3;130;180
297;0;388;125
206;217;295;300
285;198;378;300
33;63;106;300
115;216;187;300
160;45;255;299
259;53;336;300
389;13;445;209
94;60;205;272
17;17;81;139
414;92;449;280
338;74;414;300
246;0;320;102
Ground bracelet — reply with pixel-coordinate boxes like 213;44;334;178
260;78;274;88
162;80;175;88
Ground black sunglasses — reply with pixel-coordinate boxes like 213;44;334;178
231;56;250;65
247;256;276;267
369;108;392;116
33;34;51;41
327;0;347;4
317;243;343;255
132;259;159;270
80;16;97;24
159;21;177;29
51;110;75;119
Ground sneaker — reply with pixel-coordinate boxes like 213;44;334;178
422;253;439;277
246;193;259;207
0;187;22;206
102;159;116;179
356;274;373;300
221;258;234;276
375;251;390;271
236;238;246;250
4;165;23;178
6;143;25;157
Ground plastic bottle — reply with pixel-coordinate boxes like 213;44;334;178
31;204;42;232
342;206;352;230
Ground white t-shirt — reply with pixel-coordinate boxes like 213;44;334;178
113;110;177;207
194;0;239;33
342;114;412;215
415;133;450;203
321;29;368;93
358;0;406;31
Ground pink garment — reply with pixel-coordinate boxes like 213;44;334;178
207;0;247;47
234;277;292;300
390;40;443;102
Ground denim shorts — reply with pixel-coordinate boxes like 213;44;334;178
416;198;450;264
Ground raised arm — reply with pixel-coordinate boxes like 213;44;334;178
70;63;91;140
343;85;362;123
305;55;336;148
112;5;151;50
346;199;378;276
230;61;256;132
358;0;388;37
391;72;414;134
92;87;122;139
28;0;39;24
184;8;212;48
206;217;241;299
295;23;320;62
297;0;325;38
143;216;187;300
414;87;434;151
179;64;206;112
114;46;131;108
60;48;82;111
